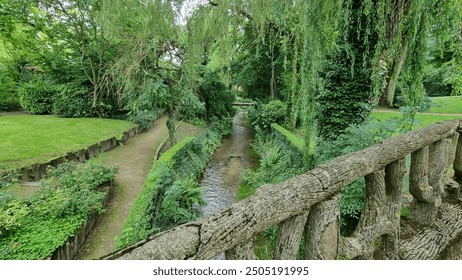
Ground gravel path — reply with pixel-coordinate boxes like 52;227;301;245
75;116;169;259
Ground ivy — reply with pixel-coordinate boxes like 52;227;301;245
0;161;116;259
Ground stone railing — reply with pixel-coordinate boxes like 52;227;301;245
103;119;462;260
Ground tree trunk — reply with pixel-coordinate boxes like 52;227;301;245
166;109;176;146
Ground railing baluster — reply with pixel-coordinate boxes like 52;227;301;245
454;131;462;181
303;195;340;260
381;159;405;259
273;212;309;260
449;132;462;200
225;242;256;260
411;138;452;226
410;146;436;226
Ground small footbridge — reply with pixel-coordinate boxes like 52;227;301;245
104;119;462;260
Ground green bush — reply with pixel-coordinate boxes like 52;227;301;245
0;161;116;259
244;127;307;192
197;71;235;120
270;123;304;152
18;77;59;114
0;64;20;112
317;46;373;140
53;83;93;117
248;100;288;130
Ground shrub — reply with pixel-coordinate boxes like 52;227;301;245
0;161;116;259
244;127;307;192
0;64;21;112
248;100;288;130
197;71;235;120
53;83;93;118
18;77;59;114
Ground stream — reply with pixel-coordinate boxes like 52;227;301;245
200;111;254;216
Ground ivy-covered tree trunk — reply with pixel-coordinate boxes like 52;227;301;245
166;109;177;147
377;0;411;108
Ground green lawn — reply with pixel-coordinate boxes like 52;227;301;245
0;115;135;170
372;111;462;129
428;96;462;114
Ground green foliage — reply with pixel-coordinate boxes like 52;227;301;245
18;77;59;114
116;119;231;249
52;83;93;118
244;127;307;192
160;176;206;225
196;70;235;120
0;161;116;259
0;64;20;112
270;123;304;152
0;195;29;235
315;118;399;235
318;35;375;140
248;100;288;131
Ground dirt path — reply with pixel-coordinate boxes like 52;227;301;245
75;116;169;259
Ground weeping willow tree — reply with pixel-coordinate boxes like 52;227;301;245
344;0;462;108
184;0;343;161
97;0;205;144
195;0;460;154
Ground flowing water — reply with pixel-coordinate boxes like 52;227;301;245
200;112;254;216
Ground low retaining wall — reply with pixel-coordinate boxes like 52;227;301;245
49;182;114;260
3;126;139;183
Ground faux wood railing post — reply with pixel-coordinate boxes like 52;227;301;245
273;213;309;259
338;166;403;260
454;131;462;181
225;242;257;260
354;170;386;259
450;132;462;200
380;159;405;259
443;132;460;202
303;195;340;260
410;146;437;226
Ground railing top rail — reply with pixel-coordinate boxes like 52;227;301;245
104;119;461;260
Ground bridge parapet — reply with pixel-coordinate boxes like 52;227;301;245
104;119;462;260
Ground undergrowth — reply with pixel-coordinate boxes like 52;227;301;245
0;161;116;259
116;118;232;249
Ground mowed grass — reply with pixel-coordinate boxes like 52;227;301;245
372;111;462;129
0;115;135;170
428;96;462;114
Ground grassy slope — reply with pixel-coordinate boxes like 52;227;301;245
372;111;461;128
428;96;462;114
0;115;135;170
373;96;462;128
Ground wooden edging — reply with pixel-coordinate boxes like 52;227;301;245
49;181;114;260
